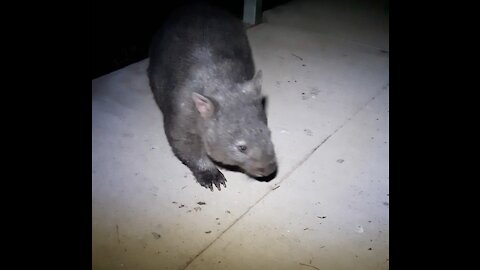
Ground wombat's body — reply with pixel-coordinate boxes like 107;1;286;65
148;3;277;191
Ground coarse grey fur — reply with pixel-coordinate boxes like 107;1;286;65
148;3;277;191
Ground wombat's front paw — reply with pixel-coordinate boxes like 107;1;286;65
194;169;227;191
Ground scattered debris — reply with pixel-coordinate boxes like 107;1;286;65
179;204;185;208
116;224;120;243
310;87;320;97
292;53;303;61
301;88;321;100
152;232;161;239
299;262;320;270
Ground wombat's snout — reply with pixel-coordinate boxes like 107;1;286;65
252;160;277;177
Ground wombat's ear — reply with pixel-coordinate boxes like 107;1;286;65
253;70;262;89
192;92;215;119
241;70;262;96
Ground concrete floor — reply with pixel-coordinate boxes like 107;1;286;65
92;0;389;269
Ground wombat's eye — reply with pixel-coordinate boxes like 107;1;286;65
237;145;248;153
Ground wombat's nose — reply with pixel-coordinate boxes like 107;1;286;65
255;161;277;176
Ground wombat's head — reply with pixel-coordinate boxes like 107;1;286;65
192;71;277;178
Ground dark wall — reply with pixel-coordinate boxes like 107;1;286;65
92;0;290;79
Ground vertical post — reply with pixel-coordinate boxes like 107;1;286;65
243;0;263;26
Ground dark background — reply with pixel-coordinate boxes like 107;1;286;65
92;0;290;79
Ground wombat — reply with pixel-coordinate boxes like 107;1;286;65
147;3;277;191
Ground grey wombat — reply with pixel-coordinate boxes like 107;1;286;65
148;3;277;191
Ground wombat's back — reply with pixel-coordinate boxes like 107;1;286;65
148;3;255;111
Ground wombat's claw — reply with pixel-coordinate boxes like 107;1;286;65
200;181;213;191
215;176;227;191
195;170;226;191
213;179;225;191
